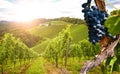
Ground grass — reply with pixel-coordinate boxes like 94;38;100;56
31;39;50;54
49;20;72;25
29;24;67;39
26;57;46;74
65;57;83;74
44;57;103;74
29;21;88;40
0;59;31;74
70;24;88;42
0;58;46;74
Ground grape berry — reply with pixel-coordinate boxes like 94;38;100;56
82;2;114;44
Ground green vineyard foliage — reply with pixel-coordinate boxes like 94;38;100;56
105;10;120;35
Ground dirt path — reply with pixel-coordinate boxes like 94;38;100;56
45;62;70;74
18;64;31;74
2;62;32;74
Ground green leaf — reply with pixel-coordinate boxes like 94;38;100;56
105;10;120;35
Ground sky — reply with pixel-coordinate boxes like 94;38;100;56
0;0;120;22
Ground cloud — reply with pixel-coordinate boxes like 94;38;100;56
0;0;120;21
0;0;87;21
0;0;14;8
106;0;120;11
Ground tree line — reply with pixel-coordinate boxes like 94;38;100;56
49;17;86;25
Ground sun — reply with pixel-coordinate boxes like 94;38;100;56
12;6;36;22
11;3;43;22
6;1;58;22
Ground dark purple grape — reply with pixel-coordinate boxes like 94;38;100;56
91;6;98;10
81;2;112;44
105;13;109;17
82;3;88;8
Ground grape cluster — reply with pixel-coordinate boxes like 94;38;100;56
82;2;113;44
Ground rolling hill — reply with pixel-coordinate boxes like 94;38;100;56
30;20;88;53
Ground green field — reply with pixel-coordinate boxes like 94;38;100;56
26;57;46;74
31;39;50;54
70;24;88;43
29;23;67;39
29;21;88;39
30;21;88;54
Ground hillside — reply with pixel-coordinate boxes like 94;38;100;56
71;25;88;42
30;20;88;53
31;39;50;54
0;21;42;47
29;21;88;40
0;20;88;54
28;21;70;39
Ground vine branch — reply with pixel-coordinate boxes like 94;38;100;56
80;35;120;74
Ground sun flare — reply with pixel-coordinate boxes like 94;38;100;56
11;3;45;22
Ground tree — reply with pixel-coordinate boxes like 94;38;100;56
64;25;72;67
69;43;82;60
2;33;15;64
0;33;38;73
43;25;72;67
0;40;6;74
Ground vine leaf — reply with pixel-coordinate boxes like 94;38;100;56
105;10;120;35
80;34;120;74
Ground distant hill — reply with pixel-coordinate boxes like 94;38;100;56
28;21;68;39
0;18;87;49
71;25;88;43
0;20;45;47
30;20;88;53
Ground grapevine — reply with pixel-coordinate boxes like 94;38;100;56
80;0;120;74
82;0;115;44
